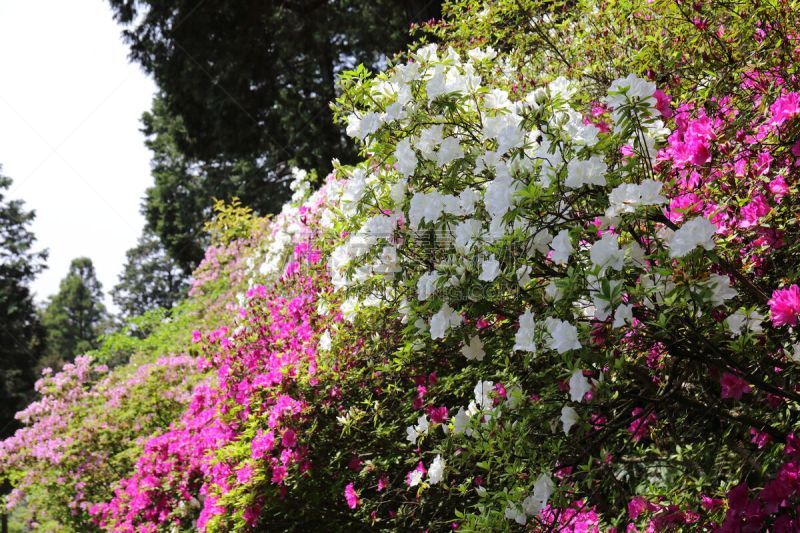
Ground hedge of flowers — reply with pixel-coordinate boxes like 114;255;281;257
3;0;800;531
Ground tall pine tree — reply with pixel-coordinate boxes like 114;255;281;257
111;230;188;319
109;0;442;272
41;257;107;368
0;171;47;439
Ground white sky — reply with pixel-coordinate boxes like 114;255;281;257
0;0;156;311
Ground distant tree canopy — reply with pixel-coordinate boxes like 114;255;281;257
0;173;47;437
41;257;106;367
109;0;442;272
111;230;188;319
139;97;287;271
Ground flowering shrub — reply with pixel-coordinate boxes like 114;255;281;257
0;355;200;530
3;0;800;531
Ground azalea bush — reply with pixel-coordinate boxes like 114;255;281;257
3;0;800;531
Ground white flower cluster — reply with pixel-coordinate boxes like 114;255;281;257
505;473;555;524
318;43;757;522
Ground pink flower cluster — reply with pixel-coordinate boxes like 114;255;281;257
768;285;800;327
92;266;325;530
0;355;198;522
91;191;337;531
719;435;800;532
658;86;798;274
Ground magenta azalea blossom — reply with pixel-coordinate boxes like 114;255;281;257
720;372;752;400
344;483;359;509
768;285;800;327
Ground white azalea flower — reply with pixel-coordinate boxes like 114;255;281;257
549;229;573;265
548;76;575;100
516;264;531;287
563;108;600;146
545;317;581;354
408;191;445;229
452;407;471;435
668;217;717;258
390;178;407;208
496;122;525;154
605;74;656;110
725;309;765;336
426;65;448;102
590;233;625;272
569;369;591;402
485;88;513;110
406;414;430;445
474;380;494;410
461;335;485;361
532;229;553;255
417;271;440;301
415;43;438;63
522;473;555;516
613;304;634;328
430;302;462;340
479;255;501;281
341;297;358;322
791;343;800;363
544;280;562;301
457;188;478;214
428;455;445;485
505;504;527;525
704;273;737;306
467;46;497;62
416;124;444;157
605;180;667;218
453;218;483;253
565;155;607;188
514;309;536;353
408;468;424;487
561;406;579;435
395;138;418;177
319;331;332;351
592;292;613;322
435;136;464;166
484;172;519;220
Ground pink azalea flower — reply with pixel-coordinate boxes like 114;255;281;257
768;285;800;327
427;405;449;424
281;428;297;448
749;427;771;449
628;496;659;519
768;176;790;200
348;455;363;472
628;408;657;442
739;194;771;228
654;89;673;118
252;428;281;458
720;372;752;400
344;482;359;509
769;92;800;126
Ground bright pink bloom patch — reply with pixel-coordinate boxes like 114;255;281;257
628;496;659;519
768;285;800;327
344;482;359;509
769;92;800;126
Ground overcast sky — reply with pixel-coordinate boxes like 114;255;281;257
0;0;155;311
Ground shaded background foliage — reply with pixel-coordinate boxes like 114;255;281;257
111;230;188;320
40;257;107;370
0;173;46;439
109;0;442;272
